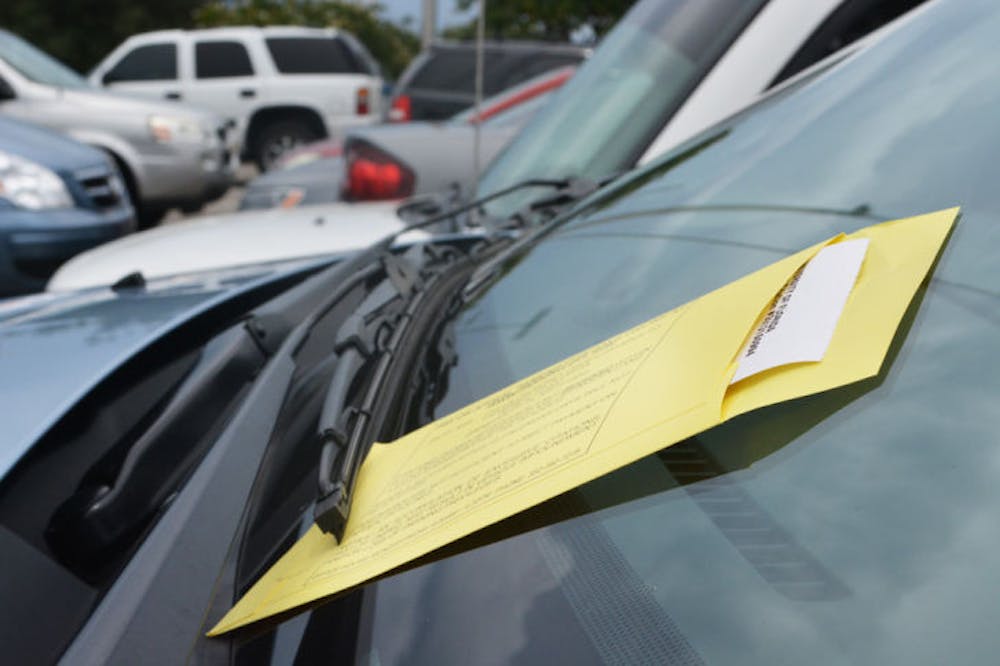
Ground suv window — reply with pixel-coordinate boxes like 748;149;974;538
105;43;177;83
195;40;254;79
265;37;362;74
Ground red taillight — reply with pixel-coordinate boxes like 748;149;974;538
356;87;370;116
389;94;411;122
343;141;414;201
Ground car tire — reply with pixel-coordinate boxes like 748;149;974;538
254;120;319;171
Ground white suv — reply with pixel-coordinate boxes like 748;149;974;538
90;26;384;169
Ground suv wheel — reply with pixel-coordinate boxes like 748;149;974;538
254;120;319;171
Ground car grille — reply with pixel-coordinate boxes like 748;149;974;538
75;167;127;210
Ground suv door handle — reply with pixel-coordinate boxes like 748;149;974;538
164;91;182;101
239;89;256;98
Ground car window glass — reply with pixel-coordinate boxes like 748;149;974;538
195;40;254;78
475;0;767;217
381;2;1000;662
265;37;362;74
771;0;928;85
226;3;1000;662
408;48;580;97
106;43;177;82
407;48;475;92
0;29;87;88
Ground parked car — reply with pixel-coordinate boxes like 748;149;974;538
5;0;999;661
239;66;576;210
0;115;134;295
0;29;237;227
46;201;424;290
91;27;384;170
388;39;587;122
47;0;925;288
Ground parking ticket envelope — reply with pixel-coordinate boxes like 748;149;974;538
210;207;958;635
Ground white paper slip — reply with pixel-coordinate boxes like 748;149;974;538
731;238;870;384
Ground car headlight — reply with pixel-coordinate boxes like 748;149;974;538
148;115;210;145
0;149;73;210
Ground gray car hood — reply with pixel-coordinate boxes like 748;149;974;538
0;260;315;479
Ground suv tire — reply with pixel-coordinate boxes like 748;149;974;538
254;120;319;171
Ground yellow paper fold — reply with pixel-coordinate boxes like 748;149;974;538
210;207;957;635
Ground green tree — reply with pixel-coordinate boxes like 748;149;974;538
194;1;419;79
447;0;633;41
0;0;202;72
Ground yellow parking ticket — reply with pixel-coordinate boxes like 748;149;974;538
210;207;958;635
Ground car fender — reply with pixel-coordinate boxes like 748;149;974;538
62;128;146;196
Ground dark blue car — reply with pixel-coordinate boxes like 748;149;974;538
0;115;134;295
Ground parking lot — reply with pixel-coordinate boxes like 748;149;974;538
4;1;998;664
163;164;255;222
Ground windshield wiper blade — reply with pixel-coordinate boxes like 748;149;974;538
313;248;438;541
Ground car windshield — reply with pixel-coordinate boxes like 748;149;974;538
450;67;570;126
475;0;766;218
332;0;1000;663
0;30;87;89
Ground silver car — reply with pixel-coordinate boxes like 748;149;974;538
0;29;238;227
239;66;576;210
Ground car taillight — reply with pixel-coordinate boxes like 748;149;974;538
356;87;370;116
389;94;411;122
342;140;414;201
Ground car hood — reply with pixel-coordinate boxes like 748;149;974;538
48;201;426;290
0;115;108;172
59;86;223;124
0;261;317;479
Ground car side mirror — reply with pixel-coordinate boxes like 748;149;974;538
0;77;15;102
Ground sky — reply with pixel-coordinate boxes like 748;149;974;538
375;0;476;30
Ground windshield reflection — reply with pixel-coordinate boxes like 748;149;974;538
352;1;1000;663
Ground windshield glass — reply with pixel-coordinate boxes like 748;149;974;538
342;1;1000;663
0;30;88;89
475;0;766;218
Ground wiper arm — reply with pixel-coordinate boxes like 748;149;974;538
389;176;595;238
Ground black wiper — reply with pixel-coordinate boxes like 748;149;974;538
311;178;617;541
313;244;473;541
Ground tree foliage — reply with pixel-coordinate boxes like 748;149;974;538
0;0;201;72
194;1;419;79
447;0;633;42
